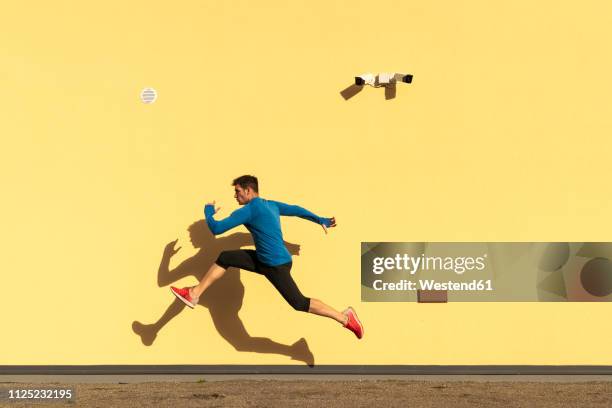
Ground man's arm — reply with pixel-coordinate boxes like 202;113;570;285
205;204;251;235
269;200;334;227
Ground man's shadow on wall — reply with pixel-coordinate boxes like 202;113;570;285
131;220;315;366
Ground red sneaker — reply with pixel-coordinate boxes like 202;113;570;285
343;307;364;339
170;286;199;308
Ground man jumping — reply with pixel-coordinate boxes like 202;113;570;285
170;175;363;339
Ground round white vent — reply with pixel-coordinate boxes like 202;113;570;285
140;88;158;104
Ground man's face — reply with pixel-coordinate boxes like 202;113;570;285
234;185;252;205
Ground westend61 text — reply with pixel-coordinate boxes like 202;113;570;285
372;279;494;291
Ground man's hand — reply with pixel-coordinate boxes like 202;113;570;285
163;239;181;257
321;217;337;234
207;200;221;215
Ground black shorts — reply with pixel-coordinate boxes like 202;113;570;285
215;250;311;312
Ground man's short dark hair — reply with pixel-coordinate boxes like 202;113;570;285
232;175;259;193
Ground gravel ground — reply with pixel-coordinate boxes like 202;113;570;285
1;380;611;407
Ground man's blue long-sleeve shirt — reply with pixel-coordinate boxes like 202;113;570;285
205;197;332;266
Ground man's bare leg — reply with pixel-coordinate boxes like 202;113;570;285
189;263;227;299
308;298;348;325
189;267;349;326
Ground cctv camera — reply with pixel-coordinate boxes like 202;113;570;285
392;73;414;84
377;73;394;84
355;73;375;86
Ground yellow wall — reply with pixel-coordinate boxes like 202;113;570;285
1;1;611;365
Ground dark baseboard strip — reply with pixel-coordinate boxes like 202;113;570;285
0;366;611;375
